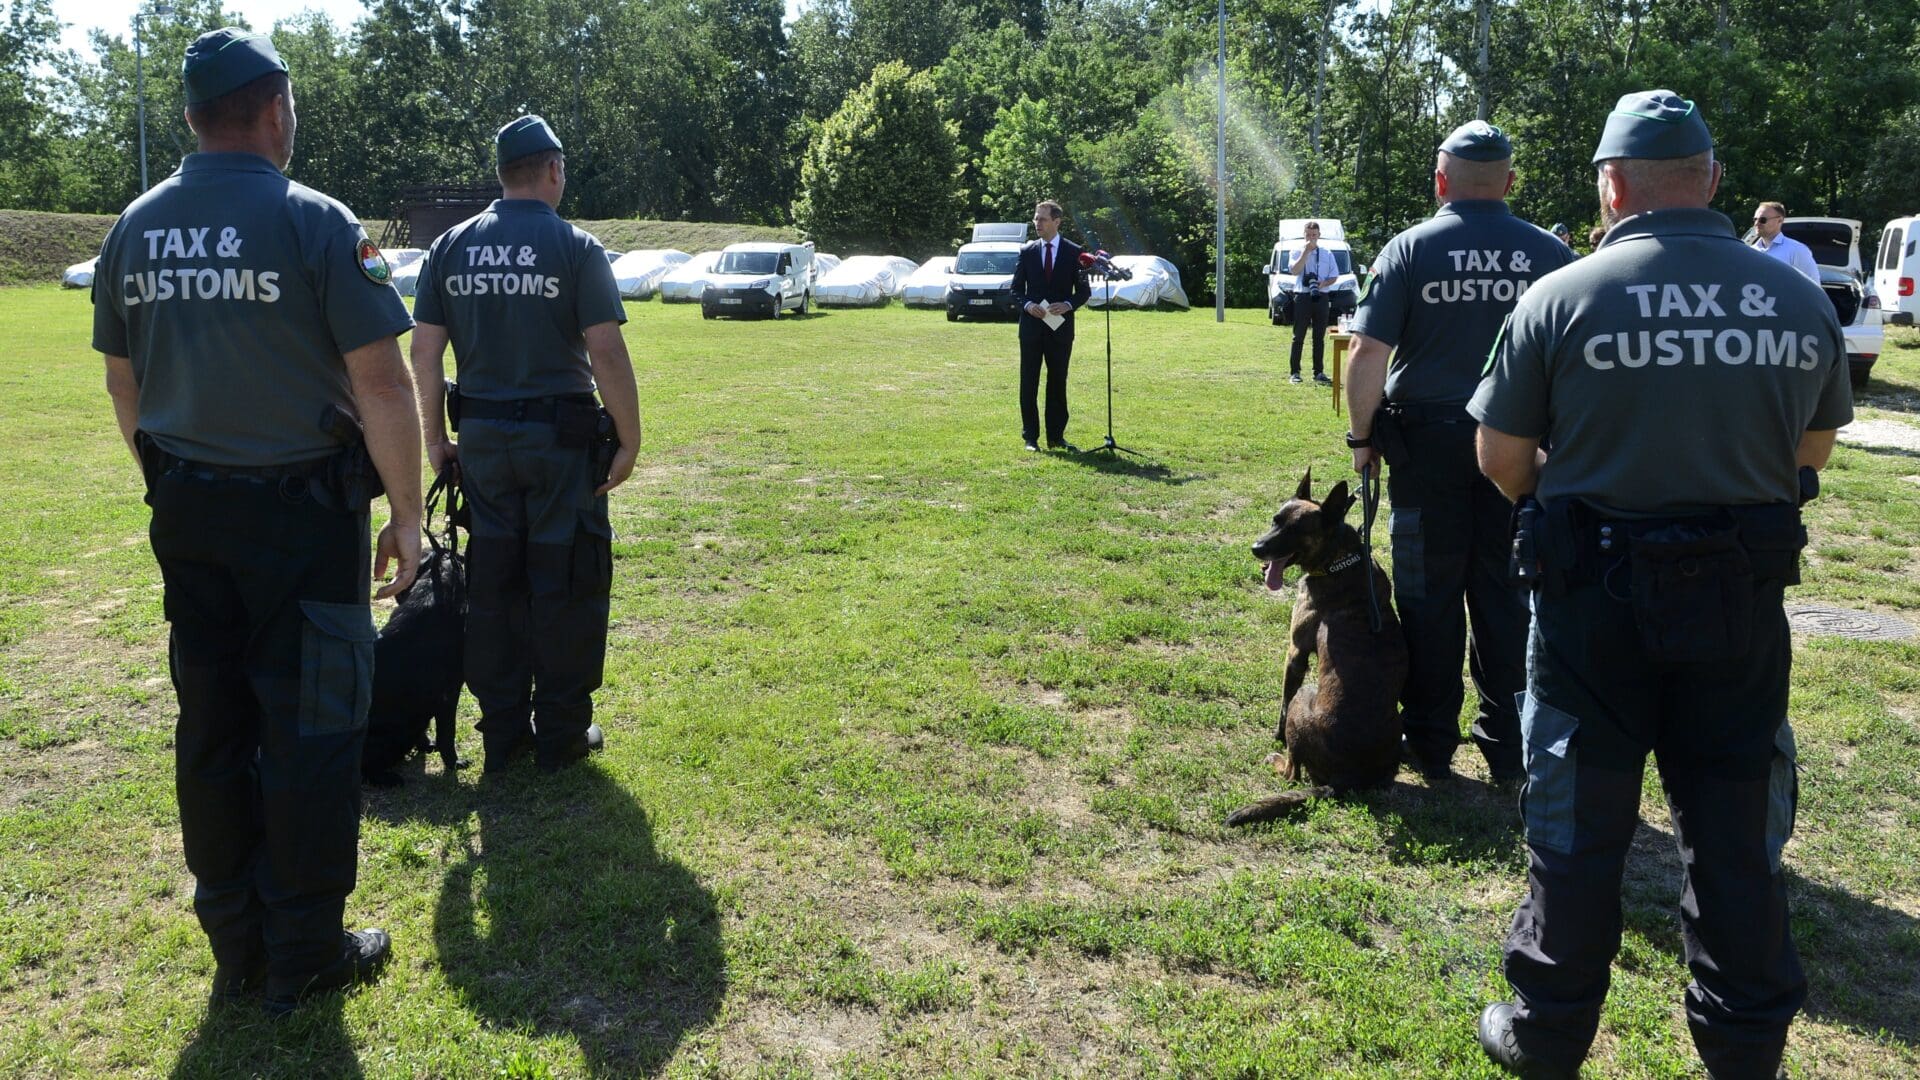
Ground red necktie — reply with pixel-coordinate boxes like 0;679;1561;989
1043;242;1052;277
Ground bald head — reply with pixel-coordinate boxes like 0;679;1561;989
1435;151;1515;203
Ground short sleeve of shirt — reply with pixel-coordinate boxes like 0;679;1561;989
91;230;128;356
1808;324;1855;431
575;236;627;328
1468;308;1551;438
411;242;445;326
1351;242;1411;348
313;218;414;353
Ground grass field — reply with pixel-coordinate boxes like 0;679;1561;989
1;287;1916;1079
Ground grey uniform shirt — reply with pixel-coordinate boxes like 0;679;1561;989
412;199;626;401
92;152;414;466
1354;199;1575;409
1470;207;1853;517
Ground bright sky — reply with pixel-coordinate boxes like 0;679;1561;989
53;0;812;57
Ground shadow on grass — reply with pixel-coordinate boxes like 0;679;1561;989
1616;818;1920;1049
169;997;361;1080
1063;446;1207;485
431;764;726;1077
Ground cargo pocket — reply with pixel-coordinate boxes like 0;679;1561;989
1519;693;1579;855
1766;721;1799;873
298;600;375;737
569;510;614;601
1389;507;1425;600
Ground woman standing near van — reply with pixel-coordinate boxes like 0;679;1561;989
1288;222;1338;384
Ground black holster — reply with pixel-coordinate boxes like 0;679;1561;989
134;430;164;504
590;409;618;486
317;403;384;511
1371;404;1409;468
445;380;463;434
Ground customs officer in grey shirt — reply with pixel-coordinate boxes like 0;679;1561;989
411;116;641;775
94;28;422;1015
1469;91;1851;1080
1345;120;1573;784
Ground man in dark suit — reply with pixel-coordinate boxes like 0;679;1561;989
1012;200;1092;452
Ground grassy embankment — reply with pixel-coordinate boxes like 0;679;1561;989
2;288;1917;1078
0;209;792;288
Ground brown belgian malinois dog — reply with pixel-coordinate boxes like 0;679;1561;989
1228;468;1408;825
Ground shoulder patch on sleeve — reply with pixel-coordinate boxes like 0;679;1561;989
1484;315;1510;377
356;238;392;285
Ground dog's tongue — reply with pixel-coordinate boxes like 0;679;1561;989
1263;561;1286;591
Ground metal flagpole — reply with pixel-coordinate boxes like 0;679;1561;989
1215;0;1227;323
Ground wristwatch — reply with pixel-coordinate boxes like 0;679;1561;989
1344;431;1371;449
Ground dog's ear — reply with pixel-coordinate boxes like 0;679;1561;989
1294;467;1313;503
1320;481;1354;523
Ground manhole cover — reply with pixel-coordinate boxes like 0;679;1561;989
1785;603;1915;640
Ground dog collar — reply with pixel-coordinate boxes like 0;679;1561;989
1320;552;1365;576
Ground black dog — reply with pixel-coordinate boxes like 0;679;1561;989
1228;468;1407;825
362;471;466;786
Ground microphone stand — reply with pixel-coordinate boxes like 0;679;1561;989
1088;270;1138;457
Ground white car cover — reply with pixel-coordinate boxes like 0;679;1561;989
657;251;724;303
610;249;692;299
381;248;426;272
1085;255;1189;310
62;258;96;288
901;257;955;307
391;258;425;298
813;255;918;306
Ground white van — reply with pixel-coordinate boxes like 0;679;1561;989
700;241;814;319
1263;218;1360;326
1873;215;1919;325
945;222;1028;321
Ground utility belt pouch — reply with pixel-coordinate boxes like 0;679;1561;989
554;399;600;448
445;380;463;434
1509;496;1544;589
1626;516;1754;664
317;403;383;510
1371;404;1409;468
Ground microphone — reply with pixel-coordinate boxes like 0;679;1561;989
1078;249;1133;281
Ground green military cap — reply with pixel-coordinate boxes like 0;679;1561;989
1592;90;1713;163
496;115;564;167
181;28;287;106
1438;120;1511;162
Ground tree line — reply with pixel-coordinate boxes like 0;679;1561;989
3;0;1917;304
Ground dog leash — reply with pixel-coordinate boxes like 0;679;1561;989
1359;462;1382;634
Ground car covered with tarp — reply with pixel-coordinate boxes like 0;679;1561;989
611;249;692;300
1085;255;1189;310
902;257;955;307
658;251;723;303
813;255;918;307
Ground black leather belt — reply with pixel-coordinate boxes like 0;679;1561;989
460;394;598;423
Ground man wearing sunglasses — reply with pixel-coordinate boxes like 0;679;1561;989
1749;201;1820;283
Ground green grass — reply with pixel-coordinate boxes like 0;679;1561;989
2;288;1917;1078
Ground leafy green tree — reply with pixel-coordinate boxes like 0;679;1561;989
793;60;966;256
980;95;1071;219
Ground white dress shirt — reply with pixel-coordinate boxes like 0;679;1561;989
1752;231;1821;284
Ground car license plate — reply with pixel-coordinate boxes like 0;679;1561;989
969;298;993;306
720;298;743;305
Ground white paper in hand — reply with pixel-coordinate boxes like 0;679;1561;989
1042;312;1066;331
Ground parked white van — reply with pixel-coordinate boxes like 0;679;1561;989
700;241;815;319
1873;215;1919;325
1263;217;1360;326
945;222;1028;321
